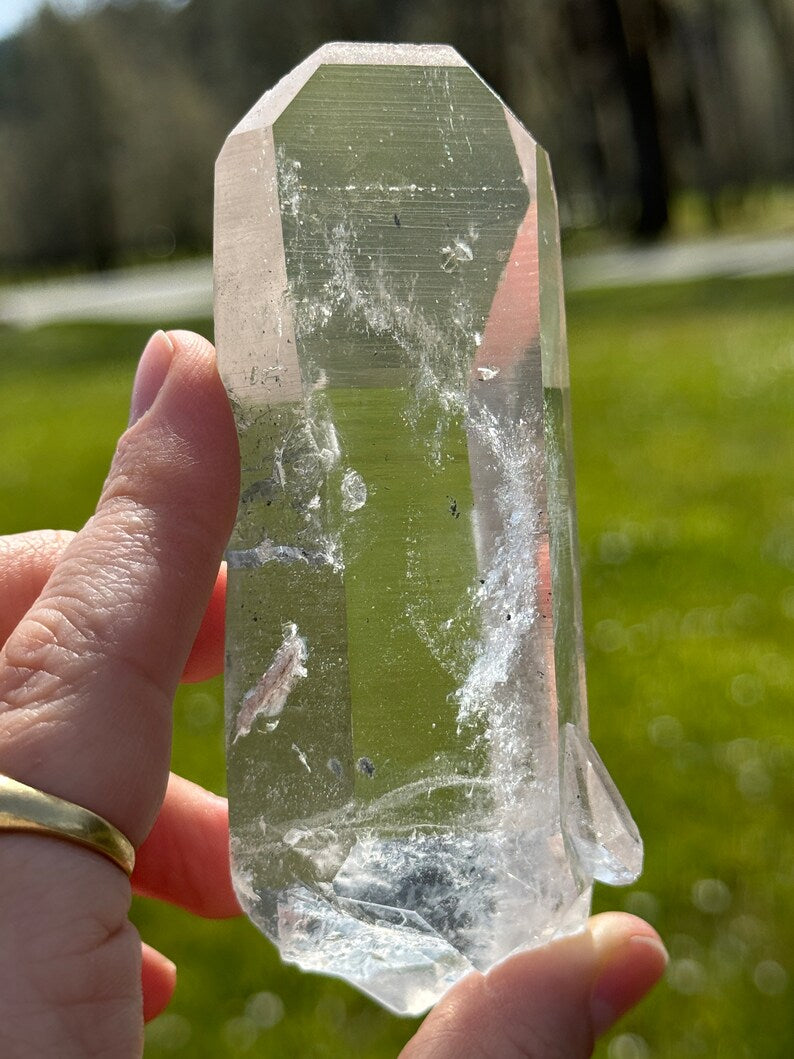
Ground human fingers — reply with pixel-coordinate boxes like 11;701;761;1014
0;330;239;1056
400;913;667;1059
0;328;239;844
1;537;234;913
0;530;227;683
132;772;241;918
0;530;76;646
181;563;226;683
141;942;177;1023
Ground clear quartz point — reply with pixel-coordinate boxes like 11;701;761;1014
214;42;642;1017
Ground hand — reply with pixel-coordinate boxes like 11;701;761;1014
0;331;665;1057
400;912;666;1057
0;330;241;1055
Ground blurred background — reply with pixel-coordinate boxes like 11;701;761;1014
1;1;793;1057
1;0;794;270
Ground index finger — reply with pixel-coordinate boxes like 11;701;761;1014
0;530;76;647
0;531;228;683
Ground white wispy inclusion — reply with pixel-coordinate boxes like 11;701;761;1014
233;623;307;743
216;43;642;1019
340;468;367;512
454;410;542;729
226;537;339;569
286;216;474;441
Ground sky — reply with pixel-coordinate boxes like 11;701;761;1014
0;0;44;39
0;1;88;40
0;0;188;41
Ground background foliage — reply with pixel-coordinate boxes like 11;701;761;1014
1;0;793;270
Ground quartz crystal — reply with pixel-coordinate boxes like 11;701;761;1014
214;43;642;1017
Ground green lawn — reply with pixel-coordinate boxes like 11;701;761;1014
0;273;792;1057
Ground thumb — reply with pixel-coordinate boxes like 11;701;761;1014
401;913;667;1059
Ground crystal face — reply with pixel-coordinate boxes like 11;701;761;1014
214;43;642;1017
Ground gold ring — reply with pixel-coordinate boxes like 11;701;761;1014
0;773;135;877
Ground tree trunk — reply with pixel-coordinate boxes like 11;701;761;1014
598;0;669;237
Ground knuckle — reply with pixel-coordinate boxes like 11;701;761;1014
99;449;221;567
103;429;194;509
0;609;88;710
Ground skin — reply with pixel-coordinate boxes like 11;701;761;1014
0;330;667;1057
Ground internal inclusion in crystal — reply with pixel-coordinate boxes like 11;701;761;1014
214;43;643;1017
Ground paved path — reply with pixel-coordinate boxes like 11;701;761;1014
0;258;214;329
564;233;794;291
1;233;792;328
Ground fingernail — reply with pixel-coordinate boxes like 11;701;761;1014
590;933;668;1037
129;330;175;425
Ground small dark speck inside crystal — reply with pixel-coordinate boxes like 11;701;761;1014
356;756;376;777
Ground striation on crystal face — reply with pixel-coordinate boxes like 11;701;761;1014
214;42;642;1017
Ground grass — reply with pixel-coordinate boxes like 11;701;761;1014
0;273;793;1056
